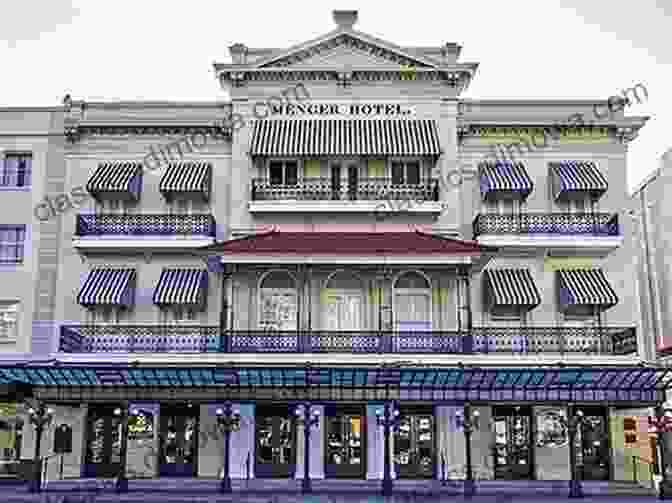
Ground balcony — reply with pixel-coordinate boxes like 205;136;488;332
59;325;637;356
73;214;217;252
249;178;442;213
473;213;622;254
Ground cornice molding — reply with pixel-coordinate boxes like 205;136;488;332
64;125;231;143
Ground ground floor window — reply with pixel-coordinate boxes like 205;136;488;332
0;403;22;478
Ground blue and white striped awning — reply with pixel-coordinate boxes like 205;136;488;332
153;268;208;308
87;162;143;200
550;161;608;200
250;119;442;157
77;268;136;307
479;161;533;199
558;269;618;308
485;268;541;307
159;162;212;200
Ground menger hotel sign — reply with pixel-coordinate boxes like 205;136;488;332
271;103;414;116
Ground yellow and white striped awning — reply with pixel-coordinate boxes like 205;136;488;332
250;119;442;156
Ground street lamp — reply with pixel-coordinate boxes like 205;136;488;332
456;403;480;498
559;405;587;499
294;403;320;494
654;406;672;499
24;400;54;493
216;403;241;494
376;401;402;496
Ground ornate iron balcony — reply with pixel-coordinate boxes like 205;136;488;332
75;214;216;237
251;177;439;202
59;325;636;355
473;213;619;237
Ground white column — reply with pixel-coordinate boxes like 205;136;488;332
230;403;255;479
365;404;396;480
295;405;325;479
436;405;465;480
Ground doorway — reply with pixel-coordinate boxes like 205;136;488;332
493;405;534;480
325;405;365;478
331;165;341;200
576;406;610;480
83;405;123;478
158;404;199;477
347;165;359;200
394;407;435;478
255;406;296;478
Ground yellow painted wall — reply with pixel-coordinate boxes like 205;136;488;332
304;159;322;178
367;159;386;178
432;287;449;306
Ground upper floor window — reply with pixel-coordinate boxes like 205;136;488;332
1;153;32;188
268;161;298;185
0;226;26;264
0;302;18;341
391;161;420;185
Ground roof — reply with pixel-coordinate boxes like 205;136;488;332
197;230;493;256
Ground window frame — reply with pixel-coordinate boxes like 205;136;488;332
1;152;32;188
267;159;300;186
0;301;19;342
389;159;422;186
0;225;26;265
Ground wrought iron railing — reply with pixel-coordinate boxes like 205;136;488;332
75;214;216;237
59;325;637;355
473;213;619;237
251;177;439;202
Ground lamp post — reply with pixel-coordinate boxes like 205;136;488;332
655;406;672;499
560;405;586;499
24;400;54;493
216;403;241;494
456;403;480;498
294;402;320;494
376;401;402;496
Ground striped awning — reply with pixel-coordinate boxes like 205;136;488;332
153;268;208;308
249;119;442;156
77;268;136;307
558;269;618;308
159;162;212;200
87;162;143;200
550;161;608;200
485;269;541;307
479;161;533;199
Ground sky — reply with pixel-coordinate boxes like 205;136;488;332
0;0;669;192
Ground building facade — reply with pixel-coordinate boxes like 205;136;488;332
0;9;666;490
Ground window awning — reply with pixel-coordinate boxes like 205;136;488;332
77;268;136;307
479;161;533;200
249;119;441;157
550;161;608;200
558;269;618;308
86;162;143;200
159;162;212;200
153;268;208;309
485;269;541;308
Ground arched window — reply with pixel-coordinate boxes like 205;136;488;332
323;271;363;331
393;271;432;332
259;271;298;331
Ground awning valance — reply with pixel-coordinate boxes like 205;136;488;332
550;161;608;200
153;268;208;308
159;162;211;200
485;269;541;308
86;162;143;200
558;269;618;308
77;268;136;307
249;119;442;157
479;161;533;199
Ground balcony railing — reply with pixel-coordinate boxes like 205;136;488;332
59;325;637;355
75;214;216;237
473;213;619;237
251;177;439;202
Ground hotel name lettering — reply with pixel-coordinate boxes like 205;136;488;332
271;103;413;116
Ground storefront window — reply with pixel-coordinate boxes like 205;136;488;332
0;403;23;477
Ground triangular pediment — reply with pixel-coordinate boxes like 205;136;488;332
258;32;435;69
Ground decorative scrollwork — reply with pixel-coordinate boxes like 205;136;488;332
76;214;216;237
473;213;619;237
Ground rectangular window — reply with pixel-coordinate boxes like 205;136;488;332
563;305;596;320
0;226;26;264
1;153;32;188
268;161;298;185
0;302;19;341
173;306;197;323
391;160;421;185
490;305;524;321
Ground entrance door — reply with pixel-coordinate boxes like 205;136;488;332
325;406;365;478
347;165;359;201
255;406;296;478
326;292;362;330
84;405;123;478
331;165;341;200
158;404;199;477
576;406;610;480
394;407;435;478
493;406;534;480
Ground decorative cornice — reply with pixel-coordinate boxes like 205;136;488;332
64;125;231;143
458;125;613;139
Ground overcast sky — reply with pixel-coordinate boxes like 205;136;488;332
0;0;668;192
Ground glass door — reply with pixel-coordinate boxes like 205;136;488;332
394;408;435;478
255;406;296;478
493;405;534;480
84;405;123;478
158;404;199;477
576;406;610;480
325;406;365;478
